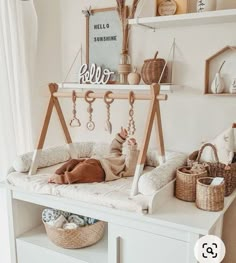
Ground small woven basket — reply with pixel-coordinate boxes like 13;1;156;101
44;221;105;249
141;51;168;84
187;143;236;196
196;177;225;212
175;166;208;202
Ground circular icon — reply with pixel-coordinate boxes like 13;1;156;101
86;121;95;131
194;235;226;263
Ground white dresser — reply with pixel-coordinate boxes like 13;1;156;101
6;186;236;263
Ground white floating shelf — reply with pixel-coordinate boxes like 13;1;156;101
17;225;108;263
58;83;181;92
129;9;236;29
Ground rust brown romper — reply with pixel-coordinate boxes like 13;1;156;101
52;158;105;184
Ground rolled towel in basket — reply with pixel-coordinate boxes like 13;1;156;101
68;215;86;227
63;223;78;230
50;215;68;228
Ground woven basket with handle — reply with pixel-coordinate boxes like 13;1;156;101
196;177;225;212
187;143;236;196
141;51;168;84
175;166;207;202
44;221;105;249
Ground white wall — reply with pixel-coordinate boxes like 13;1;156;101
58;0;236;153
32;0;63;147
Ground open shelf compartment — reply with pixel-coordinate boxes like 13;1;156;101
16;224;108;263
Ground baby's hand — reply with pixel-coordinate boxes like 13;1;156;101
119;127;128;140
128;138;137;146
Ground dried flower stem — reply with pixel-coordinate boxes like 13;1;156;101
116;0;141;54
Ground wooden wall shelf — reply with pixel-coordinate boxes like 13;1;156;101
205;45;236;94
129;9;236;29
58;83;182;93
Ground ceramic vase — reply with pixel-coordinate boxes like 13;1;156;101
230;78;236;94
211;73;225;94
118;52;131;84
211;61;225;94
197;0;216;12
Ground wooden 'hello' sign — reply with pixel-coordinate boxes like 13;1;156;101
78;64;114;84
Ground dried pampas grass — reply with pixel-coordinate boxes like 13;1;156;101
116;0;141;53
130;0;141;19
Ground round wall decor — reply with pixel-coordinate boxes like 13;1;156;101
158;0;177;16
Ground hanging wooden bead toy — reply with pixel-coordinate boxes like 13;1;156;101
84;90;96;131
69;90;81;127
127;91;136;136
104;91;114;134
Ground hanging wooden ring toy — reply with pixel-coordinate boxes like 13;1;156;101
127;91;136;136
104;91;114;134
70;90;81;127
84;90;96;131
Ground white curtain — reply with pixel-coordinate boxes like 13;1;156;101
0;0;37;179
0;1;37;263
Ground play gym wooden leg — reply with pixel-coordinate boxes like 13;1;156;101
51;84;77;158
29;93;54;175
154;97;166;164
130;164;145;197
130;84;159;197
29;149;43;175
29;83;76;175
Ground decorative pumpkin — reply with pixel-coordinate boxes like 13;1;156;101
128;67;141;85
141;51;168;85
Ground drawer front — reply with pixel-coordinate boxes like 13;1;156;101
108;224;188;263
17;240;85;263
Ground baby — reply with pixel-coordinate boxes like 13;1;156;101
48;127;139;184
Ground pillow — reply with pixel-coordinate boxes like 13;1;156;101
200;128;234;165
146;149;160;167
13;145;71;172
138;152;187;195
92;143;110;157
74;142;95;158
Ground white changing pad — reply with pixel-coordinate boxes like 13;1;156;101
7;164;152;214
7;150;187;214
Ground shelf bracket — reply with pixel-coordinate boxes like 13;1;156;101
135;17;157;32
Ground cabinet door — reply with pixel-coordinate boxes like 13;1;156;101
108;224;188;263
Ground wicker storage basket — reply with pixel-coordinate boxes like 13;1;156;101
187;143;236;196
44;221;105;249
141;51;168;84
196;177;225;212
175;166;207;202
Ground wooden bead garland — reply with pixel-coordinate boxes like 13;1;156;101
69;90;81;127
127;91;136;136
84;90;96;131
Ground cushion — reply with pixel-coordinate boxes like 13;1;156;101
12;141;167;173
13;145;71;173
200;128;234;165
13;142;95;173
74;142;94;158
138;152;187;195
